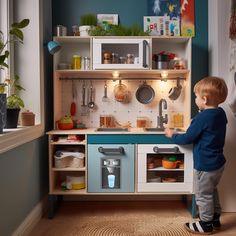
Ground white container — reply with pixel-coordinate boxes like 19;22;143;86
79;25;91;36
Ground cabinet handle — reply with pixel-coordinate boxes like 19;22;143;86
153;146;180;153
142;40;148;68
98;147;124;155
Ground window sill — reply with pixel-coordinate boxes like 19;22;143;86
0;124;45;154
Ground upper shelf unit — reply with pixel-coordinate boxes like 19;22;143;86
53;36;192;80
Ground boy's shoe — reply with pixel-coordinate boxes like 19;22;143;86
212;213;221;230
184;220;213;235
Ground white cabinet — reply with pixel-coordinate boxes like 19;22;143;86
137;144;193;193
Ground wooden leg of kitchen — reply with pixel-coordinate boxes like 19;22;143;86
48;195;62;219
182;194;198;218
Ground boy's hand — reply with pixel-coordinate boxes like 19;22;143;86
164;128;176;138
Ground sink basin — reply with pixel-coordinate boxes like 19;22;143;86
96;127;129;132
144;127;165;132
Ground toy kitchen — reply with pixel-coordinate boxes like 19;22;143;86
47;36;194;218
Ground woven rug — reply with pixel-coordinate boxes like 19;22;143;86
74;216;193;236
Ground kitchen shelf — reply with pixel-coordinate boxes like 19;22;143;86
52;167;86;171
148;167;184;171
50;140;86;145
56;69;189;80
50;187;87;195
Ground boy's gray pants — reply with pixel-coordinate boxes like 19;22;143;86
194;166;224;222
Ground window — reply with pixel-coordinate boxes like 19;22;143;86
0;0;45;154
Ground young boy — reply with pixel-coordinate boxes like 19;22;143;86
165;76;228;235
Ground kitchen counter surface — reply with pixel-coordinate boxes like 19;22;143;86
47;127;185;135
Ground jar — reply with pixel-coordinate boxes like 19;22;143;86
72;55;81;70
119;56;126;64
100;115;114;128
82;56;90;70
21;110;35;126
126;54;134;64
72;25;80;36
111;53;119;64
155;54;169;69
103;52;112;64
136;117;147;128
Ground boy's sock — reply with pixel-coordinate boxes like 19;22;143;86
212;213;221;229
184;220;213;235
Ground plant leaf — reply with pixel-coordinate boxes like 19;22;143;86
10;28;23;41
11;19;30;29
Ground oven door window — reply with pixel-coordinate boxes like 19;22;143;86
147;153;184;183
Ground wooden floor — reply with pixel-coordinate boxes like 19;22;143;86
30;201;236;236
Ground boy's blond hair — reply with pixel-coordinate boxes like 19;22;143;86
194;76;228;106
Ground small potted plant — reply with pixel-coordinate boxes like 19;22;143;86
0;83;7;133
79;14;97;36
0;18;29;129
5;74;25;128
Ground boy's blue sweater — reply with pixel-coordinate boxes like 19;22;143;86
171;107;227;171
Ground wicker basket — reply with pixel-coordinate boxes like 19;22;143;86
54;151;85;168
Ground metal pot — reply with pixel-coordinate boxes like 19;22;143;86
135;81;155;104
168;79;182;100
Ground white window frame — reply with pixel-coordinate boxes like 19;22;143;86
0;0;45;154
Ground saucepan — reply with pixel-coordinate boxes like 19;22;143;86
168;78;182;100
136;81;155;104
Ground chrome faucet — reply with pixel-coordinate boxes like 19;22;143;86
157;99;168;130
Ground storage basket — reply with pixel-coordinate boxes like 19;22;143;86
54;151;85;168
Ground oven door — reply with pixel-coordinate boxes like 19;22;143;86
137;144;193;193
88;144;135;193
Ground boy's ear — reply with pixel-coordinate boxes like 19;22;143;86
203;95;208;104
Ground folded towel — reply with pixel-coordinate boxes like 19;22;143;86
228;70;236;116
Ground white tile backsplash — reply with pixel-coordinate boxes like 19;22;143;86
61;79;187;128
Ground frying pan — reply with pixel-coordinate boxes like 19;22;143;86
136;81;155;104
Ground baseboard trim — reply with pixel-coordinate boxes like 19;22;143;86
12;196;47;236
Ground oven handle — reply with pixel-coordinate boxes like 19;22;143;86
153;146;180;153
98;146;125;155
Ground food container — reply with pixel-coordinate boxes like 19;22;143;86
162;177;177;183
66;175;85;190
162;156;181;169
72;55;81;69
153;53;169;69
100;115;114;128
55;25;67;36
136;117;147;128
21;110;35;126
103;52;112;64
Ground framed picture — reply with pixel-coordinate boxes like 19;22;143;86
97;14;119;26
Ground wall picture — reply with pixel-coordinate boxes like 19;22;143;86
180;0;195;36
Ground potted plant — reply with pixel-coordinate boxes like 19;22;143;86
0;18;29;129
5;74;25;128
79;14;97;36
0;83;7;133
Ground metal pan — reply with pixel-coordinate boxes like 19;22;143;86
135;81;155;104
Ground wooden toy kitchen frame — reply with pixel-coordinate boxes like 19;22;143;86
47;36;197;218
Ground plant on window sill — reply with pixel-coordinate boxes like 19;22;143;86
0;18;29;129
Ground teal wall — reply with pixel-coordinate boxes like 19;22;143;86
53;0;208;116
0;0;208;235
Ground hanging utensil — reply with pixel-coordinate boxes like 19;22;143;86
102;81;109;102
81;80;88;116
168;78;182;100
70;80;76;118
88;80;95;109
114;80;128;103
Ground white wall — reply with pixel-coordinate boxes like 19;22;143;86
208;0;236;212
